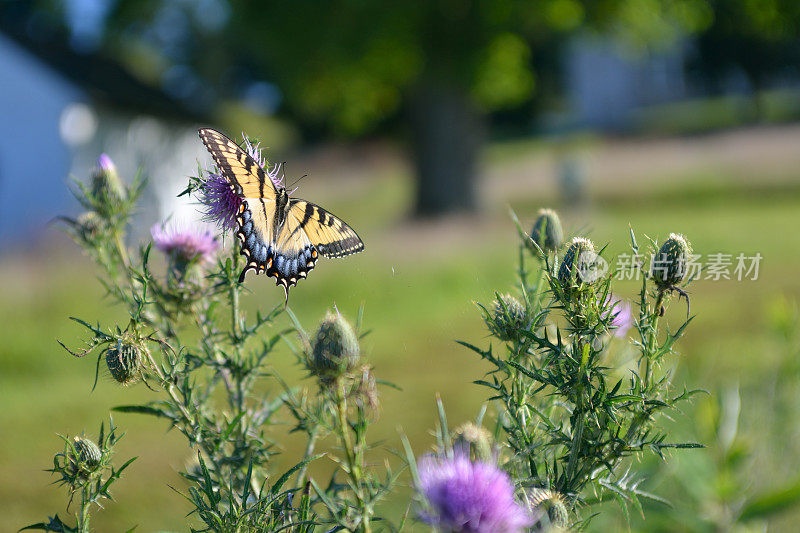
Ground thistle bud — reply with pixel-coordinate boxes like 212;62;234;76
529;208;563;253
309;312;360;381
76;211;105;242
557;237;599;293
65;437;102;483
452;422;494;462
105;341;142;385
529;488;569;529
652;233;692;288
490;294;527;341
91;154;126;203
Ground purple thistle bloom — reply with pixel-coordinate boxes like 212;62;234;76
199;135;284;229
609;296;633;338
417;453;531;533
151;224;219;264
97;153;116;175
200;172;242;231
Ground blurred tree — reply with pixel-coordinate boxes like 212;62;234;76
99;0;710;215
690;0;800;119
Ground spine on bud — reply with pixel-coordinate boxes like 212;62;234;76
558;237;597;293
67;437;102;482
489;294;527;341
452;422;494;462
529;208;564;253
652;233;692;289
529;488;570;529
105;341;142;385
309;312;360;382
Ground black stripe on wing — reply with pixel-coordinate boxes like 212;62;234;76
287;200;365;259
235;201;319;288
198;128;275;198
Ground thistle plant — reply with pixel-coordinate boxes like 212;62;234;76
22;420;135;533
35;143;398;531
280;309;397;532
460;208;703;527
30;146;716;531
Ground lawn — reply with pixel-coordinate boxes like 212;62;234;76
3;131;800;531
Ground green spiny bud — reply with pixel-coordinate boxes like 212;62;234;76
529;208;563;253
67;437;102;482
105;341;142;385
652;233;692;288
76;211;105;241
529;488;569;529
310;312;360;381
91;154;126;204
490;294;526;341
558;237;598;293
452;422;494;462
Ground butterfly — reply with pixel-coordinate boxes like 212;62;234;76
198;128;364;299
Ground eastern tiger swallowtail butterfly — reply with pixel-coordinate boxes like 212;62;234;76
198;128;364;299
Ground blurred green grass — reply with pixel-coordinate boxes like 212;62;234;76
3;143;800;531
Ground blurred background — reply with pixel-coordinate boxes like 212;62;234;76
3;0;800;530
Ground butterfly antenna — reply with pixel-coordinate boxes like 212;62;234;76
288;174;308;189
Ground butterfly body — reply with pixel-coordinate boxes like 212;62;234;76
198;128;364;297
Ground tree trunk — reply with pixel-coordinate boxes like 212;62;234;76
408;81;484;216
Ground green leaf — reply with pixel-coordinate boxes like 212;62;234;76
19;514;76;532
270;454;323;494
455;340;488;356
111;405;172;419
608;394;645;404
740;479;800;521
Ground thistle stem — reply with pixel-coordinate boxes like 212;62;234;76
113;230;130;271
333;382;371;533
230;278;241;342
78;486;90;532
644;290;666;387
143;346;195;427
563;364;587;493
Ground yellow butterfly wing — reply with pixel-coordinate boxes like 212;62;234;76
258;200;364;291
199;128;280;281
284;200;365;258
198;128;277;201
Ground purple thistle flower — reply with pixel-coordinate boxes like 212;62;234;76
151;223;219;264
198;135;284;230
416;453;531;533
97;153;116;175
609;296;633;338
199;172;242;231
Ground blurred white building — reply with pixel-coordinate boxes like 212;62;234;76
0;31;208;248
566;35;688;129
